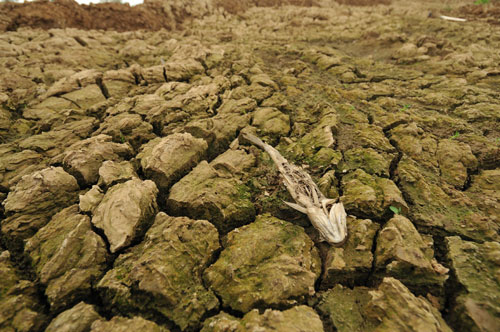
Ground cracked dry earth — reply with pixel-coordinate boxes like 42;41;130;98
1;0;500;331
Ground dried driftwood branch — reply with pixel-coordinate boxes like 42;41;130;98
242;132;347;245
440;15;467;22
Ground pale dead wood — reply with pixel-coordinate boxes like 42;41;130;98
242;132;347;245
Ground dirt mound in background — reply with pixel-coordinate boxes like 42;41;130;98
0;0;178;32
214;0;317;15
0;0;391;32
215;0;390;14
456;1;500;25
334;0;391;6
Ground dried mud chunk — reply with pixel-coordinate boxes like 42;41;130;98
243;306;323;331
31;96;76;112
19;118;97;158
0;146;47;190
341;169;407;219
203;214;321;313
167;150;255;234
42;69;102;99
446;237;500;332
102;69;136;98
97;160;137;188
374;215;448;294
231;83;274;103
249;73;279;90
98;213;219;331
436;139;477;189
316;54;343;71
201;312;241;332
154;81;191;100
133;94;169;117
93;113;156;151
321;217;379;289
164;59;205;82
466;169;500;220
317;278;452;332
370;100;411;129
79;185;104;214
459;133;500;170
25;205;109;310
316;285;375;332
210;148;256;178
397;156;500;242
0;107;11;134
201;306;324;332
137;133;208;193
392;42;424;60
91;178;158;253
285;112;341;167
353;123;395;152
141;59;204;84
454;102;500;123
388;123;438;170
150;78;228;119
184;113;250;157
2;166;79;241
61;84;107;110
416;90;460;108
91;316;169;332
22;107;86;131
340;147;392;177
102;97;134;117
216;97;257;115
252;107;290;138
260;92;288;109
58;134;134;187
367;278;452;332
45;302;102;332
0;251;47;332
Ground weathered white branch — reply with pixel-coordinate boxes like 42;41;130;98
242;132;347;245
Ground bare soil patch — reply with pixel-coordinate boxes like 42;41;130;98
0;0;176;31
334;0;391;6
456;1;500;25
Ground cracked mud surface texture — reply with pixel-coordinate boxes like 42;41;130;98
0;0;499;331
